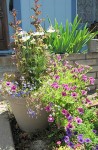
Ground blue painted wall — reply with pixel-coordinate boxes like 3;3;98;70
7;0;21;42
7;0;77;35
20;0;77;31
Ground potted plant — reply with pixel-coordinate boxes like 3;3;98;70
46;16;97;54
0;0;51;132
88;21;98;52
37;54;98;149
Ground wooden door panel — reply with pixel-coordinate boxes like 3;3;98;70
0;0;8;50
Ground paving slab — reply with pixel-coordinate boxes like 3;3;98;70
0;101;15;150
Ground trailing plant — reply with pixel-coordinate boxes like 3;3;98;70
46;16;97;54
34;54;98;149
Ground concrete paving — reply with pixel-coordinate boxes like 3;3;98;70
0;113;15;150
0;101;15;150
0;56;15;150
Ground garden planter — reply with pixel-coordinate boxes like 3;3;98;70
88;39;98;52
7;97;48;132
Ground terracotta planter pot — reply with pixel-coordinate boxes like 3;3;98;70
8;97;48;132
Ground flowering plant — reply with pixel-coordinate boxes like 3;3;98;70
35;54;98;149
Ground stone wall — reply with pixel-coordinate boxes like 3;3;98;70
0;52;98;90
66;52;98;90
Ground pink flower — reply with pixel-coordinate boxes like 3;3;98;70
62;91;67;96
89;77;95;85
51;82;59;89
57;54;61;61
71;86;77;91
78;67;84;73
64;61;69;66
6;82;11;86
72;68;79;73
74;143;81;149
54;75;60;80
48;115;54;122
62;109;69;116
77;108;84;114
45;106;51;112
86;98;92;105
67;123;74;129
82;75;88;81
71;92;77;98
11;85;17;92
75;117;82;124
56;141;61;145
81;90;87;95
62;84;70;90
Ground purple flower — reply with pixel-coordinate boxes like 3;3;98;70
66;128;72;137
62;109;69;116
54;75;60;80
81;90;87;95
89;77;95;85
45;105;51;112
93;130;97;134
82;75;88;81
86;98;92;105
74;131;78;135
51;82;59;89
62;91;67;96
6;82;11;86
64;136;70;143
27;109;36;117
68;142;74;148
85;138;92;143
67;115;73;122
62;84;70;90
77;107;84;114
77;135;84;144
72;68;79;73
48;115;54;122
67;123;74;129
78;134;83;138
78;138;84;144
64;61;69;66
75;117;82;124
11;85;17;92
71;85;77;91
78;67;84;73
71;92;77;98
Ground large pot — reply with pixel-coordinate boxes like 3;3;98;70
8;97;48;132
88;39;98;52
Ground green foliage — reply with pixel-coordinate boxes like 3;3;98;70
47;16;97;54
35;55;98;149
9;6;50;89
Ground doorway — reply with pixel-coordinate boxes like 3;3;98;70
0;0;9;50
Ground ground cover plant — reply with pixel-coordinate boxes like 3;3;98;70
32;54;98;149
